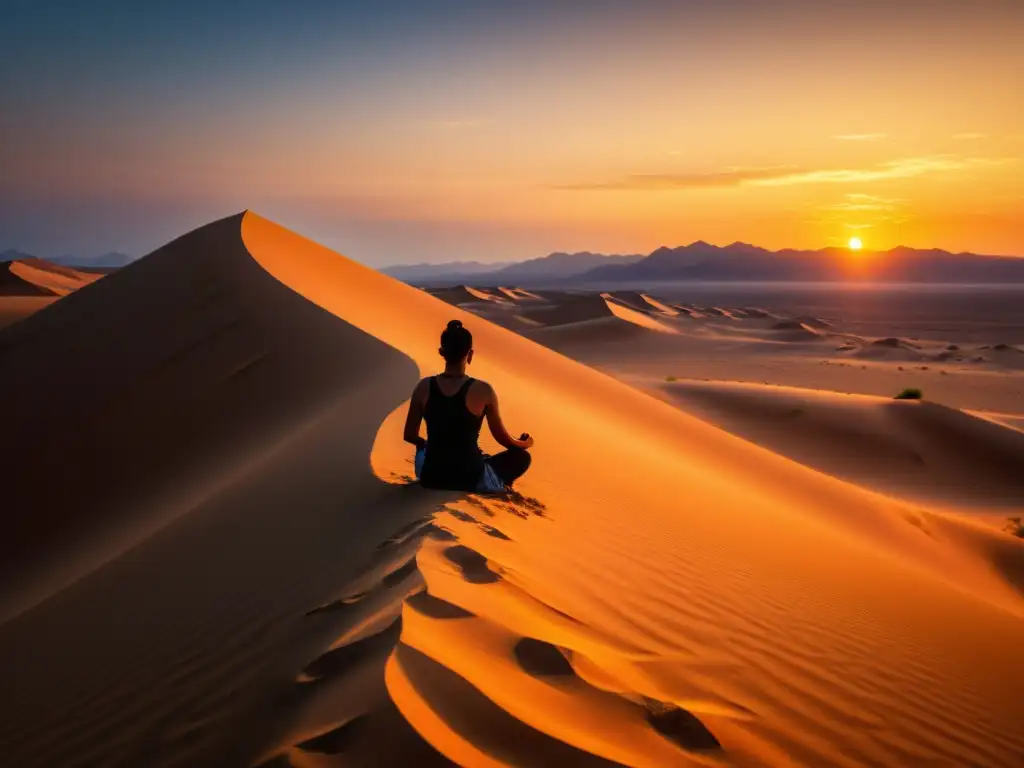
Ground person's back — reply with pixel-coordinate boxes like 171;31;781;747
420;375;485;490
403;320;533;492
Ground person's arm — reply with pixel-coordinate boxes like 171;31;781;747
483;384;534;450
403;379;429;448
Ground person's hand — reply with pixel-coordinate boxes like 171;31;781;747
519;432;535;449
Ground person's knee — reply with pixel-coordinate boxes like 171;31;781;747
515;447;532;472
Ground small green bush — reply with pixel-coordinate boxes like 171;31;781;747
894;388;923;400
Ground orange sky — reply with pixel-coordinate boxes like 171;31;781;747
3;1;1023;262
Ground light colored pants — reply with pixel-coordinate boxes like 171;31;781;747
415;445;505;492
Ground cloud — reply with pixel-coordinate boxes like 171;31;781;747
560;156;1016;191
819;193;904;212
555;166;800;191
755;156;1010;186
953;132;987;140
834;133;887;141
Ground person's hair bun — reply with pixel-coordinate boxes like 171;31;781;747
446;320;463;330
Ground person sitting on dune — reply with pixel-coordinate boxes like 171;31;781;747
403;320;533;492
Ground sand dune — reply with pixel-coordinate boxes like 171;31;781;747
429;285;509;306
497;286;544;301
0;258;101;328
1;212;1022;767
603;298;679;334
2;257;100;296
648;379;1024;511
767;320;827;342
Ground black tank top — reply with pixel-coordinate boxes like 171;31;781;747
421;376;485;490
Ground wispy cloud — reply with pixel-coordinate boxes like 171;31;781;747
560;156;1016;191
819;193;904;212
755;156;1010;186
834;132;887;141
556;166;798;191
953;132;987;140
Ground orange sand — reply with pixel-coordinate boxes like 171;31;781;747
0;212;1020;767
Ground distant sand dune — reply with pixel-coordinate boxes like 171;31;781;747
428;285;508;306
0;258;102;327
603;298;679;334
497;286;544;301
1;212;1022;767
521;293;614;326
768;320;827;342
651;379;1024;512
639;294;681;316
3;257;100;296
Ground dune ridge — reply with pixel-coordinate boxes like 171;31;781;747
0;212;1021;766
241;214;1024;764
0;257;101;328
3;257;100;296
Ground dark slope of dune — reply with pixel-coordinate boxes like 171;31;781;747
0;213;451;767
0;213;417;611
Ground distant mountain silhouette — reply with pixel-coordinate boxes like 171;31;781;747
383;251;643;284
382;260;513;282
579;243;1024;283
382;243;1024;285
1;249;36;262
491;251;643;280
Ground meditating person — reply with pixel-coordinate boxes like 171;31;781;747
403;320;533;491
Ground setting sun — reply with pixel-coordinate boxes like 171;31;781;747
848;237;863;250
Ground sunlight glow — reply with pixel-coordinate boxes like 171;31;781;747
848;237;863;250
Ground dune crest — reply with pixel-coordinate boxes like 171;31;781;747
240;213;1024;765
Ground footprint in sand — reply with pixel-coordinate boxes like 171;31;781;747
513;637;575;676
381;557;420;587
513;638;722;754
405;590;476;619
305;592;368;617
442;544;502;583
301;616;403;682
374;515;435;551
442;505;512;540
645;697;721;752
480;524;511;540
305;554;419;616
445;507;479;524
296;715;368;755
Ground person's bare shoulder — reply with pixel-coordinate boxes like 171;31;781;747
471;378;495;399
467;378;495;411
412;376;431;403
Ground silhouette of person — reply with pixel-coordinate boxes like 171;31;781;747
404;320;533;491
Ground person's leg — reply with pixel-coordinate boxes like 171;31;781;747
484;448;531;487
414;444;426;480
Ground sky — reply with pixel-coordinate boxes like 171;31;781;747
2;0;1022;264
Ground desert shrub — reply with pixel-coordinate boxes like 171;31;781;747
1005;517;1024;538
894;388;923;400
665;375;677;382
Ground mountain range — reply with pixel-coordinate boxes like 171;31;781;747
383;250;643;283
383;243;1024;285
